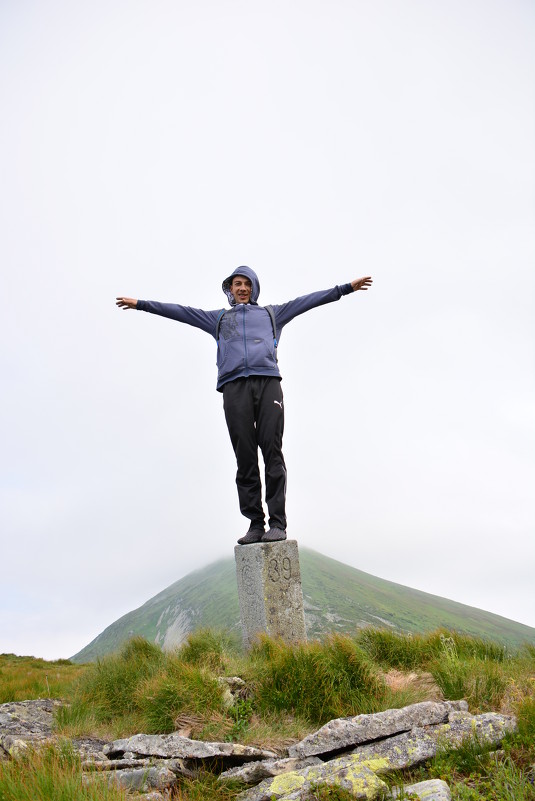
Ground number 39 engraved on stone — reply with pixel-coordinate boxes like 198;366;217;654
268;557;292;583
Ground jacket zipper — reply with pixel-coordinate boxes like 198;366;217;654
242;305;248;372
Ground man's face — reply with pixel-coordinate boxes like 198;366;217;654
229;275;252;304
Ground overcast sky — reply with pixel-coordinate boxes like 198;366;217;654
1;0;533;661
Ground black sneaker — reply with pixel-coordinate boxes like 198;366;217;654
262;527;287;542
237;527;265;545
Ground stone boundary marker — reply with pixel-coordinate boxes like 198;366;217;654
234;540;307;648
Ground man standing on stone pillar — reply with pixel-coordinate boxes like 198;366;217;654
116;268;372;545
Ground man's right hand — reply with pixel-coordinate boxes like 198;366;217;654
116;297;138;310
350;277;373;292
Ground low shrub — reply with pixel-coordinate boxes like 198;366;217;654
177;628;239;671
76;637;164;720
58;637;165;734
135;659;226;734
355;629;432;670
443;632;510;663
510;694;535;748
429;654;507;711
174;771;244;800
355;629;511;673
251;634;384;724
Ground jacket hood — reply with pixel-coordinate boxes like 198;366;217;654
222;266;260;306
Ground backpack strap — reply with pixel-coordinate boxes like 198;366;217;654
265;305;278;351
215;309;226;341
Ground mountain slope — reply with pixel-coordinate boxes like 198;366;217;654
71;548;535;662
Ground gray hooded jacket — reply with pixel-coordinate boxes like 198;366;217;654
137;266;353;390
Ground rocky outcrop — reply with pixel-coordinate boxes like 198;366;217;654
0;699;63;758
233;702;516;801
287;701;463;759
0;698;516;801
238;760;389;800
88;732;278;793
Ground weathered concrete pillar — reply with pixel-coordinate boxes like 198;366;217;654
234;539;307;648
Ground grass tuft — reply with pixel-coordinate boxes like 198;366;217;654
73;637;164;719
355;629;433;670
0;741;128;800
177;628;240;671
134;658;226;734
174;771;245;800
510;695;535;748
57;637;165;736
251;634;385;724
428;635;508;711
355;629;510;672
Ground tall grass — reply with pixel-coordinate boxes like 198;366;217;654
251;634;386;724
353;629;517;713
177;628;240;671
430;654;508;711
135;659;227;734
422;634;510;711
514;695;535;743
172;773;244;800
58;637;165;726
57;636;228;739
355;629;510;671
0;654;86;703
355;629;434;670
0;741;128;801
55;628;533;740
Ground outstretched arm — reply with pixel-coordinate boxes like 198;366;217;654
350;276;373;291
115;296;220;336
116;297;138;309
272;276;373;330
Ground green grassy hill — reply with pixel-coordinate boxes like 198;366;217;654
71;548;535;662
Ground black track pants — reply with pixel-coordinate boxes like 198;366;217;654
223;376;287;531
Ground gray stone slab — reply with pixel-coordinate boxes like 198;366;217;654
83;766;177;793
234;540;307;647
392;779;451;800
288;702;450;759
104;732;277;761
220;756;323;784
